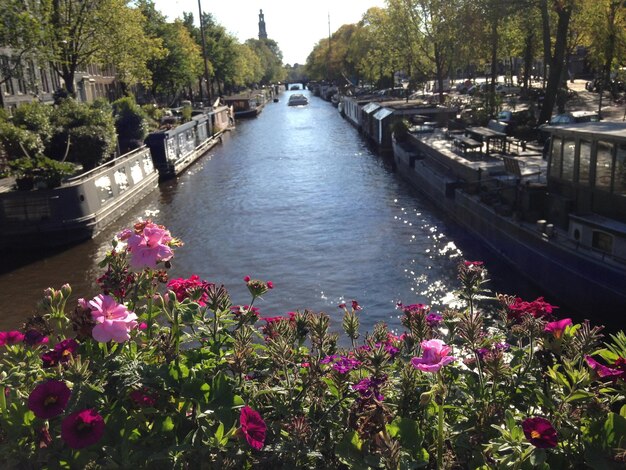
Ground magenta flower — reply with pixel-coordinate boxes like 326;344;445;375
508;297;558;321
352;375;387;401
41;338;79;368
129;388;157;407
544;318;572;339
239;406;266;450
585;355;626;380
23;330;49;346
411;339;456;373
522;417;558;448
61;409;105;449
351;300;362;311
88;294;138;343
167;275;213;305
0;331;25;346
123;221;174;269
28;380;71;419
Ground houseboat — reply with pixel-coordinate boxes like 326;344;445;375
144;107;229;180
392;121;626;318
0;146;159;248
223;92;267;119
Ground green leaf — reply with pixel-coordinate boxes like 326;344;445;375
565;390;596;403
161;416;175;432
604;413;626;448
387;417;423;457
336;430;366;467
530;448;547;466
169;362;190;381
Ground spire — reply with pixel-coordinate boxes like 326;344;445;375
258;9;267;40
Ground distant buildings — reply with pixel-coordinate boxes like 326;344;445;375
258;10;268;40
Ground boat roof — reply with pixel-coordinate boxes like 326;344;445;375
544;121;626;142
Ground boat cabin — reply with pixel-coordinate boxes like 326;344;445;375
545;122;626;261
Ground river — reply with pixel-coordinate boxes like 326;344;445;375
0;89;547;333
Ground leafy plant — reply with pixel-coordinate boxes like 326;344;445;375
0;222;625;469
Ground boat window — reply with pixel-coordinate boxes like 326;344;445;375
562;138;576;182
114;168;128;193
95;175;114;203
592;230;613;254
130;162;143;184
616;144;626;196
143;154;154;174
595;140;614;191
549;137;562;178
578;140;591;185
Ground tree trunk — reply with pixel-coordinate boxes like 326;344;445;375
540;0;552;86
538;4;572;125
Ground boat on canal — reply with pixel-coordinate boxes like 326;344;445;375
223;92;267;119
392;121;626;316
0;145;159;248
288;93;308;106
144;105;231;180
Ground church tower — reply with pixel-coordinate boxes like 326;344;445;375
258;9;268;40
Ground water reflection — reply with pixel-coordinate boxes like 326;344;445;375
0;90;544;332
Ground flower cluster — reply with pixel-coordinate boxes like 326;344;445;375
1;225;624;470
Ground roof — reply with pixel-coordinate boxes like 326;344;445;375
544;122;626;142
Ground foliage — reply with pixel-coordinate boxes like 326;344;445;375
148;20;203;105
8;155;76;190
49;99;117;170
112;96;150;153
0;120;45;160
1;222;625;469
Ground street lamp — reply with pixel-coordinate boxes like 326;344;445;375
401;79;409;103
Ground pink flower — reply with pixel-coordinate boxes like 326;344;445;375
239;406;266;450
243;276;251;282
61;409;105;449
124;221;174;269
411;339;456;373
88;294;138;343
129;388;157;407
267;281;274;289
544;318;572;339
0;331;25;346
351;300;362;311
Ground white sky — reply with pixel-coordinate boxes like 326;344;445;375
152;0;386;65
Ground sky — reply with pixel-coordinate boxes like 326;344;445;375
152;0;386;65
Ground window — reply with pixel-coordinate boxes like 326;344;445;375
595;141;614;190
592;231;613;254
561;138;576;181
578;140;591;185
549;137;562;178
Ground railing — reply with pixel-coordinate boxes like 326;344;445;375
64;146;151;185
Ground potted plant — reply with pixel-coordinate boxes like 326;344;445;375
9;156;76;190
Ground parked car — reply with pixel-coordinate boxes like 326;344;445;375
537;111;601;142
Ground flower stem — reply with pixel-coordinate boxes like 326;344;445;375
437;371;445;469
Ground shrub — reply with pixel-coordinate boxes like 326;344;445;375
49;99;117;170
0;121;45;159
0;222;624;469
11;102;54;146
8;155;76;189
112;96;149;153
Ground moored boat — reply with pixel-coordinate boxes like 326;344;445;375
145;108;228;180
0;146;159;248
288;93;308;106
223;93;266;119
392;121;626;317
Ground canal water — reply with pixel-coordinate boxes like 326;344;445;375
0;90;546;333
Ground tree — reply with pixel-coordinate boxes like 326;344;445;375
0;0;43;107
538;0;575;124
245;39;286;85
25;0;163;96
149;21;203;104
